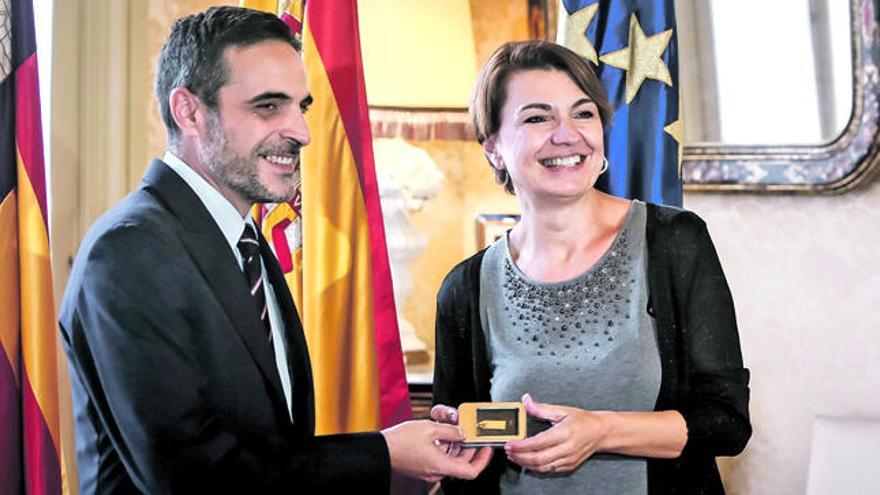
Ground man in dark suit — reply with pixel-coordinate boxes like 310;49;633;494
59;7;490;494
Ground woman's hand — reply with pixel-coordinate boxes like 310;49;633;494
503;393;610;473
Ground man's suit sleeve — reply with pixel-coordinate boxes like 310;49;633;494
62;222;390;494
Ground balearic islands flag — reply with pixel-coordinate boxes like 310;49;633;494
240;0;411;433
558;0;683;206
0;0;65;493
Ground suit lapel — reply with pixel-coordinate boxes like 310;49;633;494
140;160;290;423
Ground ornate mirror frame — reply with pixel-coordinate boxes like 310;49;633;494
682;0;880;193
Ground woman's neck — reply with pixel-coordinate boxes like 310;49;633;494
509;190;631;283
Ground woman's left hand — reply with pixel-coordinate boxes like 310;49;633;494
504;393;610;473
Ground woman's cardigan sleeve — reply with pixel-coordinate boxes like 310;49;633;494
648;206;751;458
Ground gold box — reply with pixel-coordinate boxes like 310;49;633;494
458;402;526;446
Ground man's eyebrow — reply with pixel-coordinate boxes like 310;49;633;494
246;92;292;104
300;94;314;108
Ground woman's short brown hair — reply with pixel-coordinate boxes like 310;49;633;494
470;41;614;194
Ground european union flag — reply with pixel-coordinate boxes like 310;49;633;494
559;0;682;206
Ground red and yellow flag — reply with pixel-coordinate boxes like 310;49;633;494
1;1;64;493
242;0;411;434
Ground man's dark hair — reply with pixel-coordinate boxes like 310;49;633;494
154;6;300;146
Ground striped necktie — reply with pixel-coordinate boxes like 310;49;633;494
237;224;271;341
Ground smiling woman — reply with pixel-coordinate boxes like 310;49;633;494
433;40;750;495
469;42;613;198
485;69;608;203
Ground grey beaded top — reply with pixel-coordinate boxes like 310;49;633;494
479;200;660;495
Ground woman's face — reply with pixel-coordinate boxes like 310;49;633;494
486;69;605;201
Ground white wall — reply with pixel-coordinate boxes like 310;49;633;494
685;176;880;494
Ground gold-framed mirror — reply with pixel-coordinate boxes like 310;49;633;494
679;0;879;193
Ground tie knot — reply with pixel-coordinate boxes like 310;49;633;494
238;224;261;259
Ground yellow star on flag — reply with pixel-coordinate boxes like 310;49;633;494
559;3;600;64
599;13;673;104
663;108;684;177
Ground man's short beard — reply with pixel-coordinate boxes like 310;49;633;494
199;109;296;205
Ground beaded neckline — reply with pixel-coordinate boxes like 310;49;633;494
497;201;644;366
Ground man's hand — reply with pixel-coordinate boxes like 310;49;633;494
429;404;466;458
429;404;459;425
381;420;493;482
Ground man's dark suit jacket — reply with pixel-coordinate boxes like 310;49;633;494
59;160;391;494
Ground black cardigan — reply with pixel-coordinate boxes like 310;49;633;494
433;203;751;494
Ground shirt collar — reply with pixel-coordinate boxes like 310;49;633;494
163;151;255;254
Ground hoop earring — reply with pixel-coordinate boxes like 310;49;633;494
598;157;609;175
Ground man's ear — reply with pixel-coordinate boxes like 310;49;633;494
169;87;204;138
482;137;504;170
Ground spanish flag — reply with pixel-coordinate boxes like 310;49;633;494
1;0;64;493
241;0;411;434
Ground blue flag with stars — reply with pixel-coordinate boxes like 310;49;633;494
559;0;682;206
